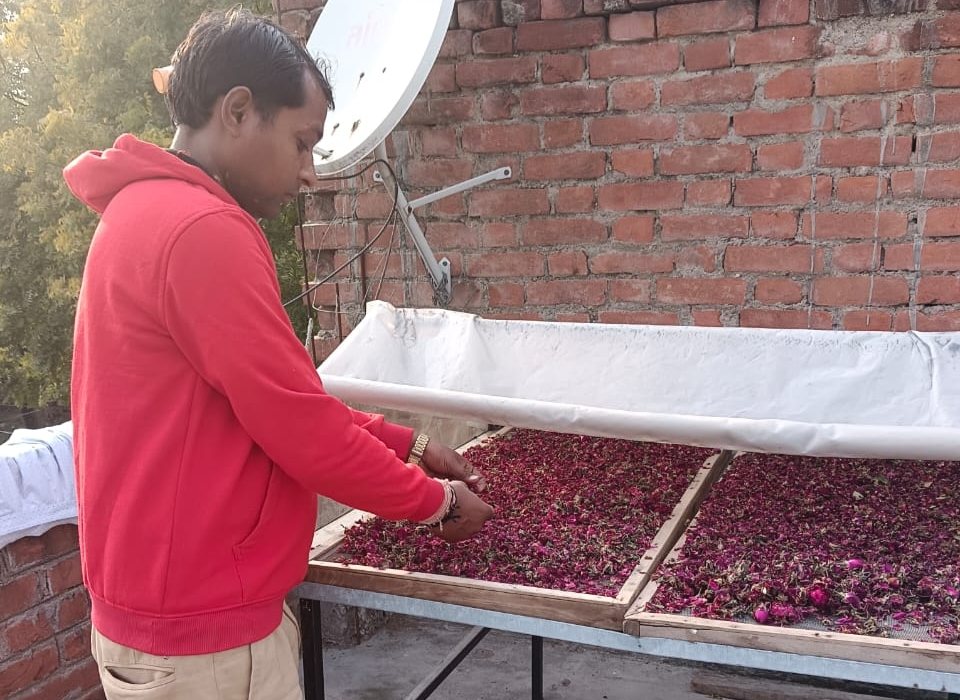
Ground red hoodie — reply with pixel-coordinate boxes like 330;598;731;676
64;134;443;655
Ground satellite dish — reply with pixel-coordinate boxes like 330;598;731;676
306;0;456;175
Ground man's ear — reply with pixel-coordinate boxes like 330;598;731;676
220;86;255;136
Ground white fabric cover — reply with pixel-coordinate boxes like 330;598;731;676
319;302;960;460
0;422;76;549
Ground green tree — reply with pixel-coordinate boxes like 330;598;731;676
0;0;310;425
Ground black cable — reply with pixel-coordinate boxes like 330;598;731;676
283;158;401;309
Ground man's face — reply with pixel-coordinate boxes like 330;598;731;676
226;71;327;220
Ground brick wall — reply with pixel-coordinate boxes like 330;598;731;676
276;0;960;358
0;525;101;699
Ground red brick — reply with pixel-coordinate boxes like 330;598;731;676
833;243;882;272
465;252;545;277
610;80;655;110
0;642;59;696
469;189;550;216
751;211;799;239
657;278;747;304
525;151;605;181
520;218;606;244
839;99;888;133
480;222;519;247
923;131;960;163
556;312;591;322
734;176;812;206
815;59;924;96
47;552;83;595
801;211;908;239
480;91;518;120
735;26;820;65
599;182;684;211
687;180;732;206
820;0;930;20
916;242;960;271
684;113;730;140
600;310;680;325
837;175;887;202
402;96;475;125
517;17;605;51
914;311;960;331
463;124;540;153
757;142;804;171
355;191;394;220
423;223;481;249
543;120;583;148
55;589;90;631
759;0;810;26
756;278;804;303
526;279;607;305
609;11;655;41
933;55;960;88
440;31;472;60
0;570;43;622
917;170;960;198
3;607;55;655
677;246;717;272
542;0;583;19
609;279;653;302
58;621;93;664
589;115;678;145
458;0;500;30
882;242;915;270
660;144;752;175
548;251;589;277
902;13;960;51
406;159;474;189
684;38;732;71
540;0;583;19
520;85;607;115
661;72;755;106
612;216;655;243
3;526;78;572
661;214;749;240
17;656;100;700
556;186;595;212
925;207;960;236
765;67;813;99
589;43;681;78
542;54;585;84
424;64;456;93
842;310;893;331
474;27;515;54
611;148;655;176
657;0;755;37
907;93;960;126
456;57;537;88
489;283;525;306
692;309;724;326
590;251;675;274
725;244;815;272
918;276;960;304
741;308;833;329
813;277;910;305
419;128;457;156
819;136;912;167
734;104;832;136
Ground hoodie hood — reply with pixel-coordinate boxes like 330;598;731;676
63;134;236;214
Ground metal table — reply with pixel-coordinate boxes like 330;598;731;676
296;582;960;700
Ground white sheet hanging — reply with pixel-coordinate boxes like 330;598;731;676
0;422;76;548
319;302;960;460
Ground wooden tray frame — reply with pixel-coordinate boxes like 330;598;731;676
305;429;734;630
623;454;960;674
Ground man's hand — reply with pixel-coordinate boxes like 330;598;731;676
429;481;495;543
417;439;487;492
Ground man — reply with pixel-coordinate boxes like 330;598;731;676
64;8;494;699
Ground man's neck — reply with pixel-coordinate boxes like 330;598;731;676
169;128;222;182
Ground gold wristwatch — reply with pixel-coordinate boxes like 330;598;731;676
408;433;430;466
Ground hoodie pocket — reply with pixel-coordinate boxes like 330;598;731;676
232;466;314;602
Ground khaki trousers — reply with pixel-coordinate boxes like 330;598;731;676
91;604;304;700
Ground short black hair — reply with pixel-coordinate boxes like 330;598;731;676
165;7;335;129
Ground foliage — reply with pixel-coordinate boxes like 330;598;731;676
0;0;309;412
